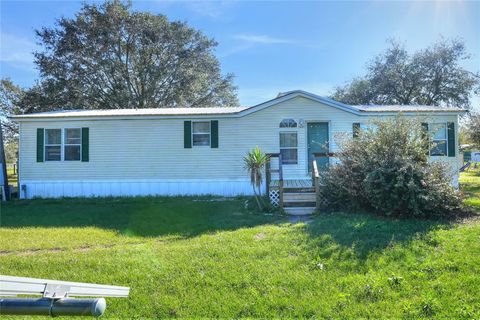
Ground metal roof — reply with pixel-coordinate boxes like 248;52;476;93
12;107;250;119
10;90;466;120
355;105;464;112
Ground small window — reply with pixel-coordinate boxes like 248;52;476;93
192;121;211;146
360;123;378;132
45;129;61;161
430;123;447;156
280;132;298;164
64;128;82;161
279;119;297;128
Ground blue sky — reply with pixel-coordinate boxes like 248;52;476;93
1;0;479;107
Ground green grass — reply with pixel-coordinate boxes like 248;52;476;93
0;173;479;319
6;167;17;187
460;168;480;210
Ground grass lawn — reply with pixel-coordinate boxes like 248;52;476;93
460;168;480;210
0;171;479;318
6;166;18;188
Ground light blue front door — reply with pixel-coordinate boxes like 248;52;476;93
307;122;329;172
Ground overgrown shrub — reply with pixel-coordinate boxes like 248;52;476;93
322;116;462;218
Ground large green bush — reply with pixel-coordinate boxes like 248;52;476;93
322;116;462;218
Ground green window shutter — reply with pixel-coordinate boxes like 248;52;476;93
211;120;218;148
81;127;89;162
421;123;429;155
447;122;455;157
36;128;44;162
184;121;192;148
352;123;361;138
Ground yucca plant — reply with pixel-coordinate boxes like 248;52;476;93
243;146;269;210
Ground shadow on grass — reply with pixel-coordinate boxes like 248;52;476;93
1;196;462;259
0;196;278;238
301;169;480;259
302;212;450;260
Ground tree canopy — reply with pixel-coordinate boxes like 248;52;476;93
331;39;479;108
31;0;238;111
464;113;480;147
0;79;24;143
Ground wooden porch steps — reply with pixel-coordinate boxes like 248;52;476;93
283;187;315;193
283;191;316;215
266;154;324;216
283;207;317;215
283;192;316;203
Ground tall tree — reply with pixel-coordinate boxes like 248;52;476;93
33;0;238;110
464;113;480;147
0;79;24;143
332;39;479;108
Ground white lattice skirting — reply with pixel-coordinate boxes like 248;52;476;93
269;189;280;206
317;189;329;208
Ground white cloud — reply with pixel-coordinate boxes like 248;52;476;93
218;33;295;57
0;33;37;70
219;33;324;57
232;34;293;45
183;1;234;19
151;1;238;20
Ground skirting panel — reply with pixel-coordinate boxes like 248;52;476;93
20;180;261;199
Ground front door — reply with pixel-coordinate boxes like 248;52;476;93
307;122;329;172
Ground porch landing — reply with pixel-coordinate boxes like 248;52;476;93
269;179;313;189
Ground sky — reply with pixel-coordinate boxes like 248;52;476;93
1;0;479;107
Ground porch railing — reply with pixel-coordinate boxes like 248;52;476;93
311;160;320;211
311;152;336;210
266;153;283;209
266;152;336;210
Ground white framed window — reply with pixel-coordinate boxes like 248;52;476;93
280;132;298;164
192;121;211;146
64;128;82;161
430;123;447;156
279;119;297;128
44;129;62;161
360;123;378;132
44;128;82;161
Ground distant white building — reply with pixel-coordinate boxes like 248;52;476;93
472;151;480;163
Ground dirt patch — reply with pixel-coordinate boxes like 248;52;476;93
254;232;266;240
459;214;480;225
0;241;147;256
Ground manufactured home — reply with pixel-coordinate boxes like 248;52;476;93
12;90;465;212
